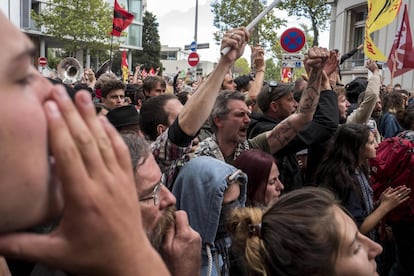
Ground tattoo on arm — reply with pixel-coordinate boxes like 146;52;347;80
298;70;322;114
269;118;298;150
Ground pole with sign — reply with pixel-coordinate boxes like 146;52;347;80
188;52;200;67
280;27;306;53
38;57;48;67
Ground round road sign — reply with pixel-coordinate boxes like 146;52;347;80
188;52;200;67
190;41;197;52
280;28;306;53
38;57;48;67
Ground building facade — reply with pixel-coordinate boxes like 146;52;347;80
330;0;414;90
0;0;145;70
160;45;217;78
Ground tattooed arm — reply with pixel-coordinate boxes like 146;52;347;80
266;47;330;154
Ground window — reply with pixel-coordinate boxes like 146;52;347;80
127;24;142;47
343;5;367;69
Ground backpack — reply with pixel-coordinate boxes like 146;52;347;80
369;132;414;222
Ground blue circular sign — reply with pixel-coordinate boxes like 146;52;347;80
280;28;306;53
190;41;197;52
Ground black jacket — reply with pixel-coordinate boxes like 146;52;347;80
248;90;339;189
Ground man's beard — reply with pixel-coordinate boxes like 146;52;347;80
148;206;176;252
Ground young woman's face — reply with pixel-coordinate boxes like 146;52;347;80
264;162;284;205
360;132;377;160
334;206;382;276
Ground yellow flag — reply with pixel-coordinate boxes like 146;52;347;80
366;0;401;33
365;0;402;61
364;29;387;61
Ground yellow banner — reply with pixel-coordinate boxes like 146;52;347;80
365;0;401;61
366;0;401;33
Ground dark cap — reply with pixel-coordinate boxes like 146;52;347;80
257;82;294;112
106;105;140;129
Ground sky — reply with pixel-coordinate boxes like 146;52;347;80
146;0;330;63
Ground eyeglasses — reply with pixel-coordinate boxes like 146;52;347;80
139;175;165;206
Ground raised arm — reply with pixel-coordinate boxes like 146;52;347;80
178;28;250;136
346;60;381;124
132;65;142;84
248;45;266;102
266;47;330;154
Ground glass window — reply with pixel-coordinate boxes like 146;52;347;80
21;0;30;28
343;5;367;69
129;0;142;21
127;24;142;47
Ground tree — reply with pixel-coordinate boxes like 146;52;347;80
211;0;286;50
278;0;330;46
265;58;279;81
234;58;251;76
32;0;113;55
132;11;162;73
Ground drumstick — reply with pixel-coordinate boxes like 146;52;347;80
220;0;281;55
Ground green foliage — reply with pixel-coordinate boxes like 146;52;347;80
277;0;330;46
211;0;287;49
265;58;280;81
234;58;251;76
132;11;162;73
31;0;113;54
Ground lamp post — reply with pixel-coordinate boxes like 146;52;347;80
194;0;198;44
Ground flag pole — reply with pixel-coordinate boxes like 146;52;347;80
109;35;114;69
391;51;397;85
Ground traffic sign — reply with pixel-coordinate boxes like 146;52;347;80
188;52;200;67
282;61;303;68
190;41;197;52
282;53;304;60
38;56;48;67
280;27;306;53
184;42;210;50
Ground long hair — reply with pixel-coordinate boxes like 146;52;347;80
382;91;404;114
396;104;414;130
227;187;340;276
314;123;371;199
233;149;274;207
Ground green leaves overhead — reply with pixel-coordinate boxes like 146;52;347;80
211;0;287;48
32;0;113;53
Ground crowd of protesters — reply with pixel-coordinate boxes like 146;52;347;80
2;8;414;276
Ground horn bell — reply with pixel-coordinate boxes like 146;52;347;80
57;57;83;85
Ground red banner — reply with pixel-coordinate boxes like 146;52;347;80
110;0;134;37
387;4;414;78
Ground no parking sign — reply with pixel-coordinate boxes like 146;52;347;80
280;27;306;53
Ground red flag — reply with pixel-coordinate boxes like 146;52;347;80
149;67;155;76
121;51;129;82
141;68;148;79
110;0;135;37
387;4;414;78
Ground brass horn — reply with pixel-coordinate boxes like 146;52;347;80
95;59;113;80
57;57;83;84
